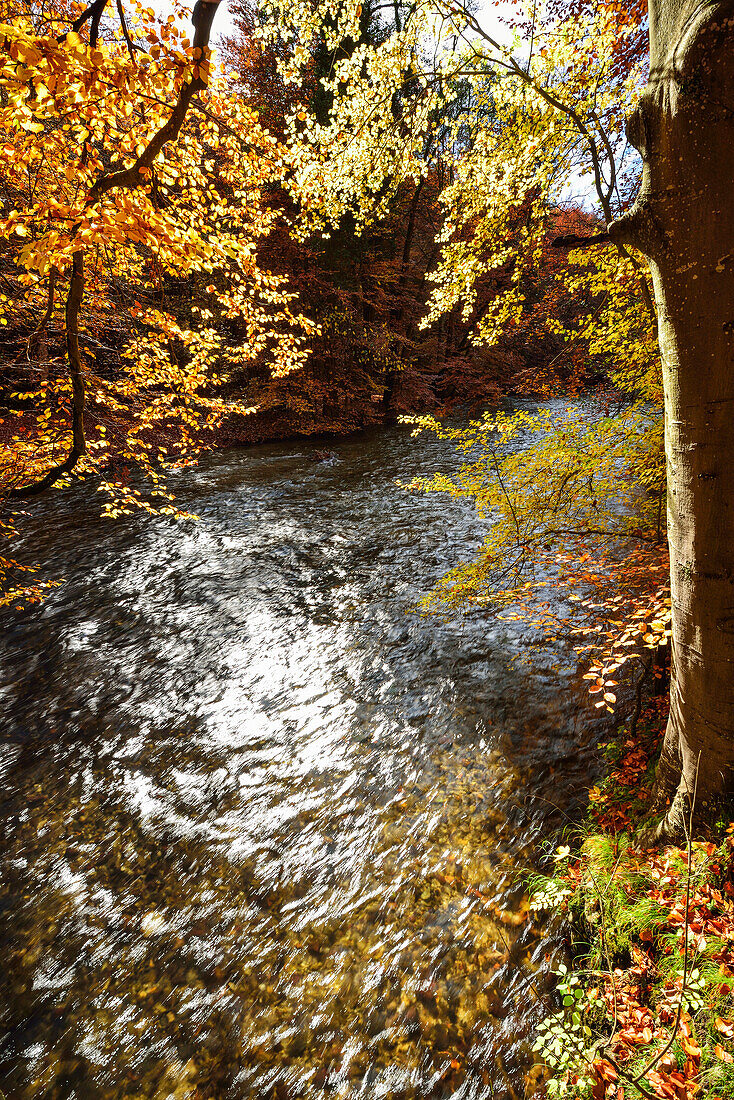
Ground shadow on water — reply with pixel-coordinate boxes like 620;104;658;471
0;409;600;1099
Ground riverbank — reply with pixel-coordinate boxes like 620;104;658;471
531;695;734;1100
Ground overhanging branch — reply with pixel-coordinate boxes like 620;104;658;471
89;0;221;202
551;232;612;248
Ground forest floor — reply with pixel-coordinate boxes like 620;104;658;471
532;695;734;1100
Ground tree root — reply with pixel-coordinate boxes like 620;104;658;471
638;789;689;848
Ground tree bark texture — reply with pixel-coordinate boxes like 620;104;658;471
612;0;734;828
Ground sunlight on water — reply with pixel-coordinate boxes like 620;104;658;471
0;406;598;1099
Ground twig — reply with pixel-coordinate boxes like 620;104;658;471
601;1051;659;1100
489;444;522;545
629;657;651;739
629;752;700;1088
583;854;621;1053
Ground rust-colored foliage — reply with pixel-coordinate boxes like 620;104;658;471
544;698;734;1099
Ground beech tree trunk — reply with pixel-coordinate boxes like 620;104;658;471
611;0;734;830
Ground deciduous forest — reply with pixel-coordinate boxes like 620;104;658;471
0;0;733;1097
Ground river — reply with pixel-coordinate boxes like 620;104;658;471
0;407;599;1099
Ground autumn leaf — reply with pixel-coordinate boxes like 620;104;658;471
680;1034;701;1059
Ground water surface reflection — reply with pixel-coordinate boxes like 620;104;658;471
1;412;593;1098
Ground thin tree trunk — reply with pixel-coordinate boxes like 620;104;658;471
28;266;57;383
611;0;734;832
399;177;423;286
10;253;86;498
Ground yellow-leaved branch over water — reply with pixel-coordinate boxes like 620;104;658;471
0;0;315;604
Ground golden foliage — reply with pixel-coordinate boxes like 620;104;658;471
0;0;315;604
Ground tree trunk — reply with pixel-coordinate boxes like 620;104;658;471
10;253;86;498
400;177;423;285
611;0;734;832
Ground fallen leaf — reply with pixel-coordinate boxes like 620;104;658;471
680;1034;701;1059
595;1059;618;1082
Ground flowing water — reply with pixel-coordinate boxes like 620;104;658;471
0;408;598;1100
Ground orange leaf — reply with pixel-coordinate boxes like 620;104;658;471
680;1035;701;1059
595;1059;618;1082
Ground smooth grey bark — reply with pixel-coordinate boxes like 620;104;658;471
610;0;734;831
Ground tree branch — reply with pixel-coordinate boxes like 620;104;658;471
115;0;143;57
552;232;612;248
58;0;109;44
27;265;58;360
89;0;221;201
